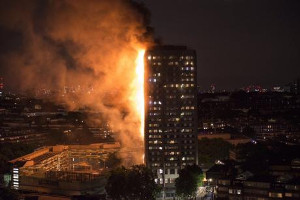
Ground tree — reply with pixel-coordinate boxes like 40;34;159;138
105;152;121;169
198;138;233;166
105;167;127;200
175;165;203;199
235;143;271;174
105;165;160;200
242;126;256;138
0;187;19;200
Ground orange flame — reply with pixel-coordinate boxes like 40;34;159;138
135;49;145;139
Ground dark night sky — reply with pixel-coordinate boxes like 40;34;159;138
141;0;300;90
0;0;299;91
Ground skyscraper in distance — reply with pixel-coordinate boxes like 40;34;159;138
145;45;198;197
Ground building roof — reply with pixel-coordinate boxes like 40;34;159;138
245;175;275;183
148;45;188;51
33;152;59;164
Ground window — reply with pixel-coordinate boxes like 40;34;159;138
285;193;292;197
170;169;175;174
269;192;282;198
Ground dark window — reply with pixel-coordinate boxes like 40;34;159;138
170;169;175;174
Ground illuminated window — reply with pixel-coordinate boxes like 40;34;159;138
269;192;282;198
285;193;292;197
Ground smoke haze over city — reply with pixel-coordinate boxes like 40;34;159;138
0;0;153;163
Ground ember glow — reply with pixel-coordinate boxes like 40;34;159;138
134;49;145;139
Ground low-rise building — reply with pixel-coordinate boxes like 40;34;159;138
9;143;120;196
198;133;251;146
216;175;300;199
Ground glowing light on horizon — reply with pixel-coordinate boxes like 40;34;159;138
135;49;145;139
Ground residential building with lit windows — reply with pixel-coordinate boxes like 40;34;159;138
210;159;300;199
9;143;120;196
145;46;198;198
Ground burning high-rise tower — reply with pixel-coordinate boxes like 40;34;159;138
145;45;198;197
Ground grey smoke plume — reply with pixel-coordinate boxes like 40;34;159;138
0;0;153;164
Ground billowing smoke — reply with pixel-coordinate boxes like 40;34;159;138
0;0;153;164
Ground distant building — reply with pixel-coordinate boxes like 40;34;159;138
210;84;216;93
290;78;300;94
145;46;198;198
272;86;285;92
243;85;264;93
0;77;3;94
0;128;49;144
197;133;251;146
